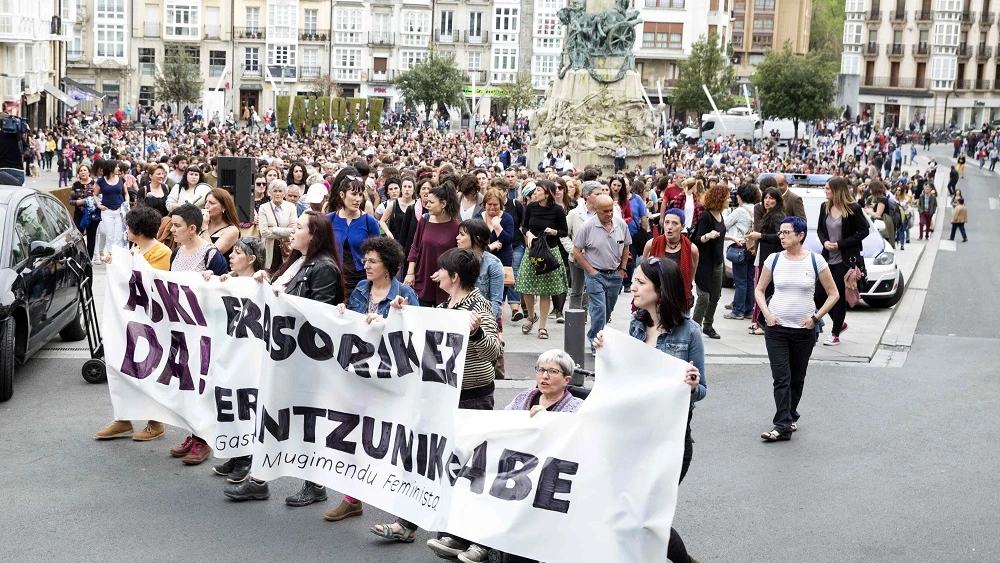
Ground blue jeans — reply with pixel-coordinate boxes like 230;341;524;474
896;222;907;247
731;259;755;316
2;168;25;185
505;244;524;305
585;271;623;344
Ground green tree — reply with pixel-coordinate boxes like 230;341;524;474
670;33;735;120
311;74;343;98
751;42;838;139
394;52;466;122
810;0;847;67
498;72;538;122
154;49;203;113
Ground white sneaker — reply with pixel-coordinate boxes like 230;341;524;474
427;536;466;558
824;335;840;346
457;544;490;563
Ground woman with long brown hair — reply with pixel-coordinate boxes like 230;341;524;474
816;176;869;346
202;188;241;261
691;185;730;339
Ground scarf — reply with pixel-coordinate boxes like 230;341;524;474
649;235;694;308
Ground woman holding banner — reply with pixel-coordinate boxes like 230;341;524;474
224;211;345;505
594;257;704;563
320;237;420;524
94;205;171;442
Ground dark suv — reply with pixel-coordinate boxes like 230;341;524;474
0;187;91;401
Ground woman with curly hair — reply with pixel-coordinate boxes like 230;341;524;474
691;184;730;339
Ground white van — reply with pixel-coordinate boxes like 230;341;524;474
680;114;761;142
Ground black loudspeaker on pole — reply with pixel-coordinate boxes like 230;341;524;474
217;157;257;224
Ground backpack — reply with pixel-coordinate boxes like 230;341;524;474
884;198;902;228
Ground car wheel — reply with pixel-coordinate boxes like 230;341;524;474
864;272;906;309
59;302;88;342
0;317;15;402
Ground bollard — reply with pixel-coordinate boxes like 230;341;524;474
564;308;587;386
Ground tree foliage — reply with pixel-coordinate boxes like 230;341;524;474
670;33;735;119
394;52;466;120
154;50;203;112
810;0;846;68
311;74;343;98
751;42;838;139
498;72;538;120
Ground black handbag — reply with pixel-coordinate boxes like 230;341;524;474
527;236;559;275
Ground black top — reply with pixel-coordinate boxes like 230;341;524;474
0;131;23;169
521;202;568;249
145;188;169;218
386;199;409;241
505;197;524;248
817;202;869;273
342;238;365;298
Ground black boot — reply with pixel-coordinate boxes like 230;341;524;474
285;480;328;507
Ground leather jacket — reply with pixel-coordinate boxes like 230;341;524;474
284;256;344;306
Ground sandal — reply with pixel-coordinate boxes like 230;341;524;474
370;523;416;543
748;325;765;336
538;328;549;340
521;314;537;334
760;429;791;442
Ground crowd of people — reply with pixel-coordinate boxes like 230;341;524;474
6;104;977;563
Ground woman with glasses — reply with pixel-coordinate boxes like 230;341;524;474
754;217;839;442
240;174;270;237
594;257;704;563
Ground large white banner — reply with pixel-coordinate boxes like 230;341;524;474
102;249;690;561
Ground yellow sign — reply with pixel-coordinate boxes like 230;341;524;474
463;86;509;96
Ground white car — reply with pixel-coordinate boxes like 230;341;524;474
723;175;904;309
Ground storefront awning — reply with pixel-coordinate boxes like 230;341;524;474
62;77;104;101
43;83;79;108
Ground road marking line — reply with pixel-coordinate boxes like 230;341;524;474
990;197;998;210
938;240;957;252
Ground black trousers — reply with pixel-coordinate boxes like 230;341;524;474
667;415;694;563
764;325;815;435
78;221;99;259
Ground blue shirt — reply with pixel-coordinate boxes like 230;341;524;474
627;193;647;237
628;315;706;404
327;212;381;271
348;278;419;318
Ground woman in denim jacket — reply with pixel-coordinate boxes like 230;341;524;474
595;256;705;563
345;236;419;318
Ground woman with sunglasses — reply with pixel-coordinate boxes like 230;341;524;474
594;257;703;563
240;174;271;237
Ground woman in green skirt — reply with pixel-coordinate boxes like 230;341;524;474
516;180;569;340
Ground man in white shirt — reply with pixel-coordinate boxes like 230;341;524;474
573;194;631;351
566;180;607;309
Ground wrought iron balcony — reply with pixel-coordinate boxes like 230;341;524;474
886;43;904;57
912;42;930;56
234;27;265;40
977;44;992;58
299;29;328;42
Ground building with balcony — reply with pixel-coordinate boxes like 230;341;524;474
1;0;67;126
731;0;811;84
841;0;1000;128
631;0;735;107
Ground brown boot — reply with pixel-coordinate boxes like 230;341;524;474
323;500;363;521
95;420;133;439
133;421;165;441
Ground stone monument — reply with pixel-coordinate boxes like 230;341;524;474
529;0;661;173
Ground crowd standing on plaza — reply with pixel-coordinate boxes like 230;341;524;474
4;101;988;563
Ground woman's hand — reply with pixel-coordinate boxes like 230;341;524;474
488;240;502;252
252;270;268;283
746;231;761;241
365;313;383;325
801;316;816;330
430;270;442;283
219;274;231;282
764;313;780;327
544;227;557;236
390;295;409;309
529;405;545;418
201;270;214;281
336;303;347;314
592;331;605;349
403;273;415;287
469;311;482;334
524;232;535;248
684;362;700;391
490;215;502;231
823;241;838;250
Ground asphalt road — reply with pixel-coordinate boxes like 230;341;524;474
2;147;998;562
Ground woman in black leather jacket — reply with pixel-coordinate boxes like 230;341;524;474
745;186;785;335
223;210;344;505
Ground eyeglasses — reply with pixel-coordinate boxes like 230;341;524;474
534;367;565;377
362;258;382;265
777;230;797;237
255;182;267;186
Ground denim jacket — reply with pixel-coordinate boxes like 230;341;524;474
476;251;504;319
348;278;420;318
628;315;707;404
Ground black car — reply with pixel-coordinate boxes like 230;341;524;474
0;187;91;401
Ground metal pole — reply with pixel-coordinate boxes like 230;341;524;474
564;308;587;384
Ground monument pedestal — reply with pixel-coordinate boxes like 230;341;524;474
529;69;661;175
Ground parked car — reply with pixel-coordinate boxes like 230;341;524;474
0;187;91;401
723;174;904;309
